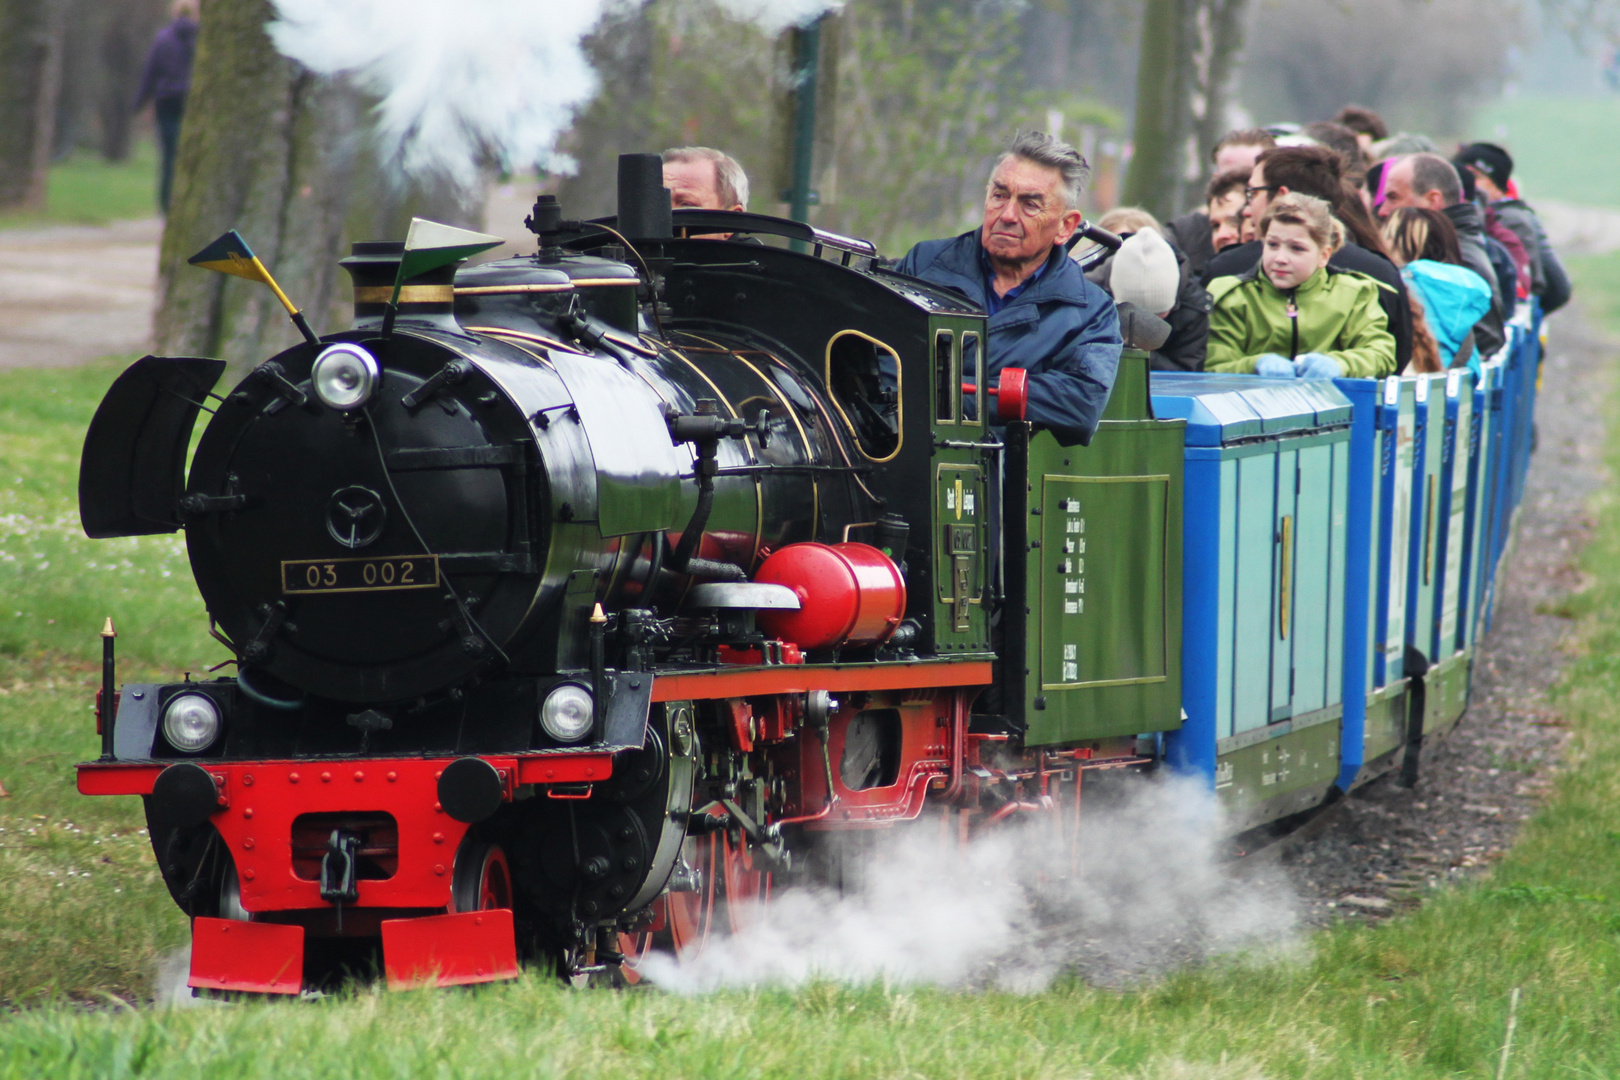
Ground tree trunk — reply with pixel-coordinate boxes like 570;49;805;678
100;0;169;161
1022;0;1073;93
154;0;359;373
1122;0;1191;220
1193;0;1251;189
0;0;66;210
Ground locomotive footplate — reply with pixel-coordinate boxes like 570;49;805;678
76;753;612;913
79;752;616;994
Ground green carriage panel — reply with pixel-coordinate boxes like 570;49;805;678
1215;458;1239;739
1425;652;1471;739
1362;682;1407;763
1215;708;1341;830
1015;351;1187;746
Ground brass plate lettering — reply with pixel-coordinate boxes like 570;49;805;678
282;555;440;595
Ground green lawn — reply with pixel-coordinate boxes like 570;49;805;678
3;265;1620;1073
1470;96;1620;208
0;139;161;230
0;359;217;1005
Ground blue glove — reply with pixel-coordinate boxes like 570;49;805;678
1295;353;1342;379
1254;354;1294;378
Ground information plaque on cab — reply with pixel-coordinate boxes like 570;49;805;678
281;555;440;595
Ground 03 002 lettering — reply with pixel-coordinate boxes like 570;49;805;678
281;555;440;595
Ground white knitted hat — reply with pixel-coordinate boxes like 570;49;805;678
1109;229;1180;316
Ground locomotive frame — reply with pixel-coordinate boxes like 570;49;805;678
71;156;1546;993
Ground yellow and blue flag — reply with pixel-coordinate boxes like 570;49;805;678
188;230;274;284
187;230;317;344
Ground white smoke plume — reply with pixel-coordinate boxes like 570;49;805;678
152;946;199;1007
710;0;845;33
266;0;844;189
641;776;1301;994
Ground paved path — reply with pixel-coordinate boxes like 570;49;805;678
0;218;160;369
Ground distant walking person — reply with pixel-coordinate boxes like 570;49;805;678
135;0;199;214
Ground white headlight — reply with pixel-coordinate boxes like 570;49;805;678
163;693;221;753
540;684;594;743
311;343;380;411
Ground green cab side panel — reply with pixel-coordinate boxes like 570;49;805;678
1023;351;1186;746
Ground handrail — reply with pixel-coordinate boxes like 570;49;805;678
560;209;878;259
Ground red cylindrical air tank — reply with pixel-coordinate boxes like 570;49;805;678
753;542;906;651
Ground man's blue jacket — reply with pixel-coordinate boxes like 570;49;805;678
893;229;1123;445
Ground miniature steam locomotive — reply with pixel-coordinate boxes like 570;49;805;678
74;155;1544;993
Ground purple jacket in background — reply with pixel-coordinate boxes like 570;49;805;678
135;17;198;107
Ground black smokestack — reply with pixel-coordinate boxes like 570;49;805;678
617;153;673;240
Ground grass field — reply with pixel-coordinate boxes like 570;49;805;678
0;139;160;230
1470;96;1620;208
2;267;1620;1075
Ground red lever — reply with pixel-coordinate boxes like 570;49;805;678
997;368;1028;421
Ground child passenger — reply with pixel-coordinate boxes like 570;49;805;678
1205;192;1397;378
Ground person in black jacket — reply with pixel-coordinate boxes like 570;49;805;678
1164;168;1249;280
1085;209;1212;372
1201;145;1415;372
1453;142;1573;314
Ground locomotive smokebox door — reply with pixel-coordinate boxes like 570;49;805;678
182;332;546;703
80;356;227;538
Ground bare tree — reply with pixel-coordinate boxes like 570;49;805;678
556;0;1044;254
1123;0;1259;220
819;0;1030;251
0;0;66;210
155;0;359;368
556;0;778;221
99;0;170;161
1193;0;1252;185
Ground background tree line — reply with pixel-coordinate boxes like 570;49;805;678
0;0;1596;358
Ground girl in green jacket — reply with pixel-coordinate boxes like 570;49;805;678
1206;192;1398;378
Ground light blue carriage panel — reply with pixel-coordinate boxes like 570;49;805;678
1435;368;1475;660
1151;373;1353;756
1406;373;1447;664
1372;377;1417;688
1461;363;1496;652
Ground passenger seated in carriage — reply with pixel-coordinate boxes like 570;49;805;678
1205;192;1398;379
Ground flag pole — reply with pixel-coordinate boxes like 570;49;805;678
254;256;319;345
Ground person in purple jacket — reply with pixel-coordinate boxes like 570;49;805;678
135;0;199;213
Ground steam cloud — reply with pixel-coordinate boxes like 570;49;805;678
266;0;845;189
152;946;200;1007
641;776;1301;993
710;0;845;32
